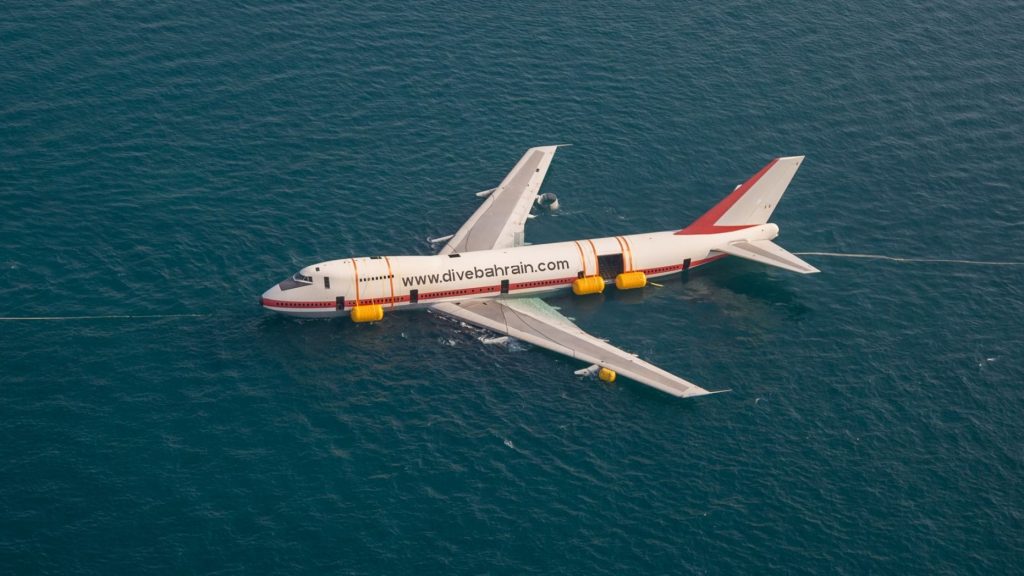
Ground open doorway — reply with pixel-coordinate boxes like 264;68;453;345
597;253;624;280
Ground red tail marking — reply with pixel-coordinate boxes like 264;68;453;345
676;158;778;235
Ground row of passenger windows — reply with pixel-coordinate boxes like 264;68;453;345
424;285;498;299
277;301;331;308
355;296;401;305
314;274;394;290
516;278;571;289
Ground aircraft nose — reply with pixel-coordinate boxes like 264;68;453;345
261;284;283;308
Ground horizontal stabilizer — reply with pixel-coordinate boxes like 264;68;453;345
716;240;819;274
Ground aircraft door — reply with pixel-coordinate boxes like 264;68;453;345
597;253;624;281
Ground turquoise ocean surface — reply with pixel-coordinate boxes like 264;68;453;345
2;1;1023;573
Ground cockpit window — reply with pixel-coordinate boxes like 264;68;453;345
292;272;313;284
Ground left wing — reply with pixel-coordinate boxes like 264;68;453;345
440;145;561;255
432;298;721;398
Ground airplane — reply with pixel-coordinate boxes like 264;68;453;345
260;146;818;398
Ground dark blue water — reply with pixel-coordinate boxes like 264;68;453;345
3;1;1023;573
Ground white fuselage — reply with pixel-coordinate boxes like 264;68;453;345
260;224;779;317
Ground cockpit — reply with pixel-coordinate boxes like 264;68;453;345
278;270;315;291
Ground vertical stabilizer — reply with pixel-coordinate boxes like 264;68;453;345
679;156;804;235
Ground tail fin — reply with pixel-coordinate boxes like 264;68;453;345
679;156;804;235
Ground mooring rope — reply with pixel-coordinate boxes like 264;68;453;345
0;313;209;322
793;252;1024;267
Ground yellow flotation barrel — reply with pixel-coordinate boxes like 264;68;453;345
598;367;617;383
350;304;384;323
572;275;605;296
615;271;647;290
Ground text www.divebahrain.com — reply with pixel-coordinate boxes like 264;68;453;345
401;260;571;288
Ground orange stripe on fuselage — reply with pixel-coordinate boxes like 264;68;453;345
586;239;600;275
620;235;635;271
573;241;587;276
614;236;633;272
350;259;361;304
383;256;396;308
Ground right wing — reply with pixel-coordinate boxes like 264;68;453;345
440;146;561;255
432;298;722;398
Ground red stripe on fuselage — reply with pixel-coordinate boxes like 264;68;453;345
260;298;336;309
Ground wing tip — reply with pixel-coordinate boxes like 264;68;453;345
685;388;732;398
529;143;572;152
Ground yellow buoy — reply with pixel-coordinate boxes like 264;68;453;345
350;304;384;323
572;275;605;295
598;367;617;383
615;271;647;290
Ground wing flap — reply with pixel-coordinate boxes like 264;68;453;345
432;298;717;398
717;240;820;274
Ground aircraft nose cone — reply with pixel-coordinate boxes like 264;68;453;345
261;284;283;308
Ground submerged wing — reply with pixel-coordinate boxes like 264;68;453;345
440;146;561;255
432;298;719;398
